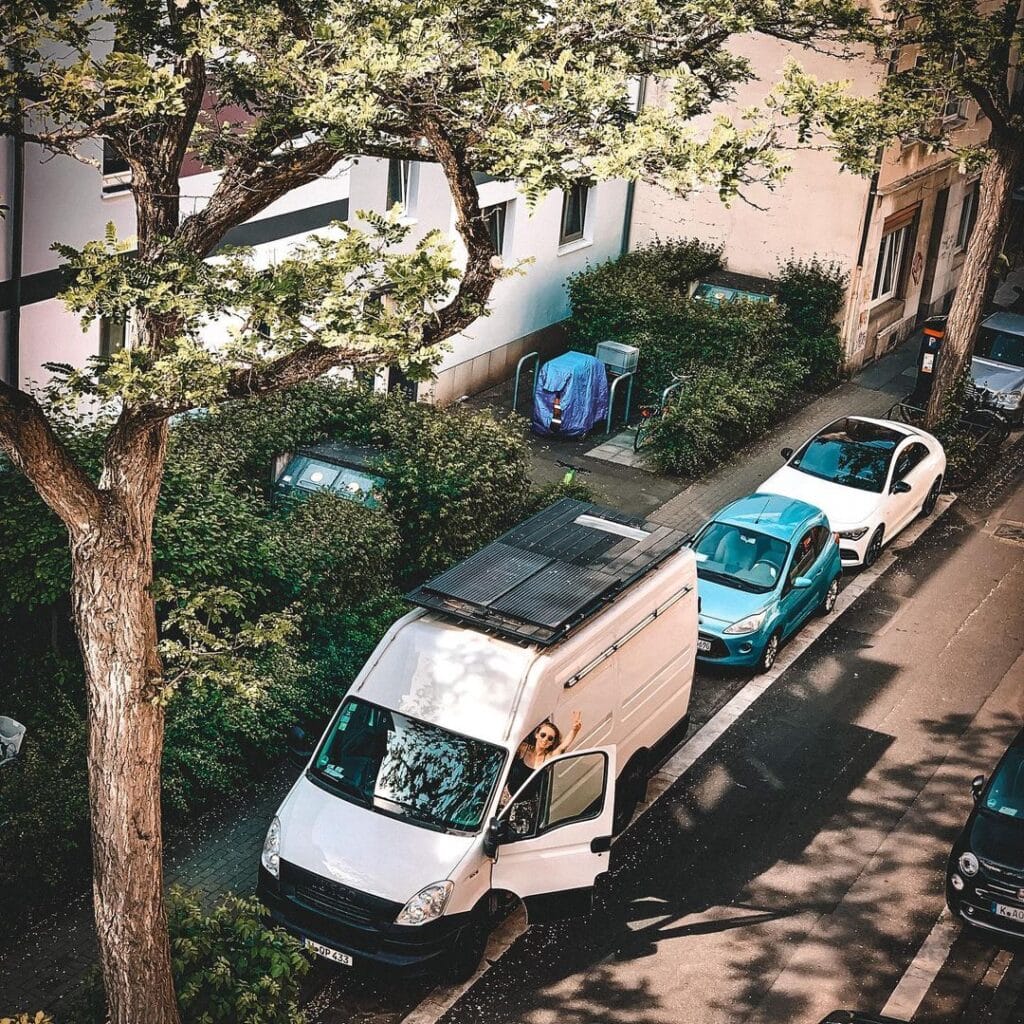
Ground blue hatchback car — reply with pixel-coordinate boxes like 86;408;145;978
692;493;842;673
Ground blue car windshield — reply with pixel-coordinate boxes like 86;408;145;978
790;419;900;493
310;698;506;833
984;747;1024;819
692;522;789;594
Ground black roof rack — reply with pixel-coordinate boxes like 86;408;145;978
405;498;689;646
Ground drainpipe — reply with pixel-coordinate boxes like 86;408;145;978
620;76;648;256
8;131;24;388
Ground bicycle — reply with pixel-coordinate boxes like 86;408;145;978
633;371;693;452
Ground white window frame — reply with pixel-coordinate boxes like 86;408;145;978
386;158;418;218
956;181;980;252
872;223;911;303
482;201;511;256
99;313;130;357
559;183;590;247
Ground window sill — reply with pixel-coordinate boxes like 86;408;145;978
556;237;593;257
102;172;131;197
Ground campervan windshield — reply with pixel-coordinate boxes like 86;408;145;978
309;697;506;834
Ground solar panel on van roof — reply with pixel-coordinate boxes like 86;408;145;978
405;498;688;645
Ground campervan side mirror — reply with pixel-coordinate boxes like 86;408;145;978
287;725;313;766
891;479;912;495
483;816;508;859
971;774;986;802
780;447;794;460
792;575;814;590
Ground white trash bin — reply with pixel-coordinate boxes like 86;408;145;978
0;716;26;767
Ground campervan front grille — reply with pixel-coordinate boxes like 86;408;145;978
282;861;400;928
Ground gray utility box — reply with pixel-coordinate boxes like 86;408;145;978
595;340;639;375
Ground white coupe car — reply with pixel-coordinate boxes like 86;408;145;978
758;416;946;568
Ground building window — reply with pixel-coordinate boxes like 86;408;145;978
386;159;416;214
956;182;980;251
102;138;131;195
482;202;509;255
872;223;912;302
559;183;590;245
99;315;127;358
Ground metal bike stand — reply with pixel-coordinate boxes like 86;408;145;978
512;351;539;414
605;371;635;434
661;378;686;409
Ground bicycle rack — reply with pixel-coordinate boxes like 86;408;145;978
512;351;539;415
660;378;686;409
605;371;635;435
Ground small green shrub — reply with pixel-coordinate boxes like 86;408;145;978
776;256;847;389
648;355;809;477
566;238;722;348
68;892;310;1024
169;889;309;1024
525;475;596;515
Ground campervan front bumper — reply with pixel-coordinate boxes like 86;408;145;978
258;862;472;975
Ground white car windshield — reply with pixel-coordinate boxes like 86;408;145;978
309;697;506;833
790;418;902;493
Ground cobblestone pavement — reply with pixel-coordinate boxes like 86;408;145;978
0;338;920;1019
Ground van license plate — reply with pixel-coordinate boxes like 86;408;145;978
696;639;712;653
992;903;1024;923
304;938;353;965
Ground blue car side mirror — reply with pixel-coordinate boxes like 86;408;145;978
792;575;814;589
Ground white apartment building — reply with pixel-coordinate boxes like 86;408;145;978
630;34;989;370
0;134;629;402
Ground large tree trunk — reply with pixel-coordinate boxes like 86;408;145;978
925;130;1024;427
69;419;180;1024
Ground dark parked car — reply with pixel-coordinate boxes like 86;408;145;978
273;441;385;509
946;727;1024;938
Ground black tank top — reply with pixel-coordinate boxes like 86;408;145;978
507;753;536;797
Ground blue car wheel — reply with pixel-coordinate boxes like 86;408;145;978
759;630;781;673
818;576;839;616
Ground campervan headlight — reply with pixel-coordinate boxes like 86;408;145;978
396;880;454;926
261;815;281;879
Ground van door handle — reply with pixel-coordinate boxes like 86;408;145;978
590;835;612;853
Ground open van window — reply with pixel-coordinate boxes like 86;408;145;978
309;697;506;834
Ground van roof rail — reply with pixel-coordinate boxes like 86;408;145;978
405;498;689;646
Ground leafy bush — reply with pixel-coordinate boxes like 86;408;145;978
68;892;309;1024
647;354;809;477
776;256;846;388
169;889;309;1024
1;1013;54;1024
566;238;722;349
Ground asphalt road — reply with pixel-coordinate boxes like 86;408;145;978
306;438;1024;1024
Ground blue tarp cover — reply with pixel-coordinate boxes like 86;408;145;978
532;351;609;437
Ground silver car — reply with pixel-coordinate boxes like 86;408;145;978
968;312;1024;423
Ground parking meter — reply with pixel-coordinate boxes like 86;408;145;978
909;317;947;406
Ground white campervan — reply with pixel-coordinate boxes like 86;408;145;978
257;499;697;980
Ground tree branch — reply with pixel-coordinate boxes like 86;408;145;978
418;117;500;346
0;381;103;531
175;139;345;257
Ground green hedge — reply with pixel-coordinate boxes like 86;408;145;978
567;240;847;474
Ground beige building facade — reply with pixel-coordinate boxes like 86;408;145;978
630;34;988;371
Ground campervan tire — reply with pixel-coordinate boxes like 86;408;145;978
444;915;490;984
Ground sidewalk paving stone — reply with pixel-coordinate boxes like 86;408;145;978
0;338;921;1018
